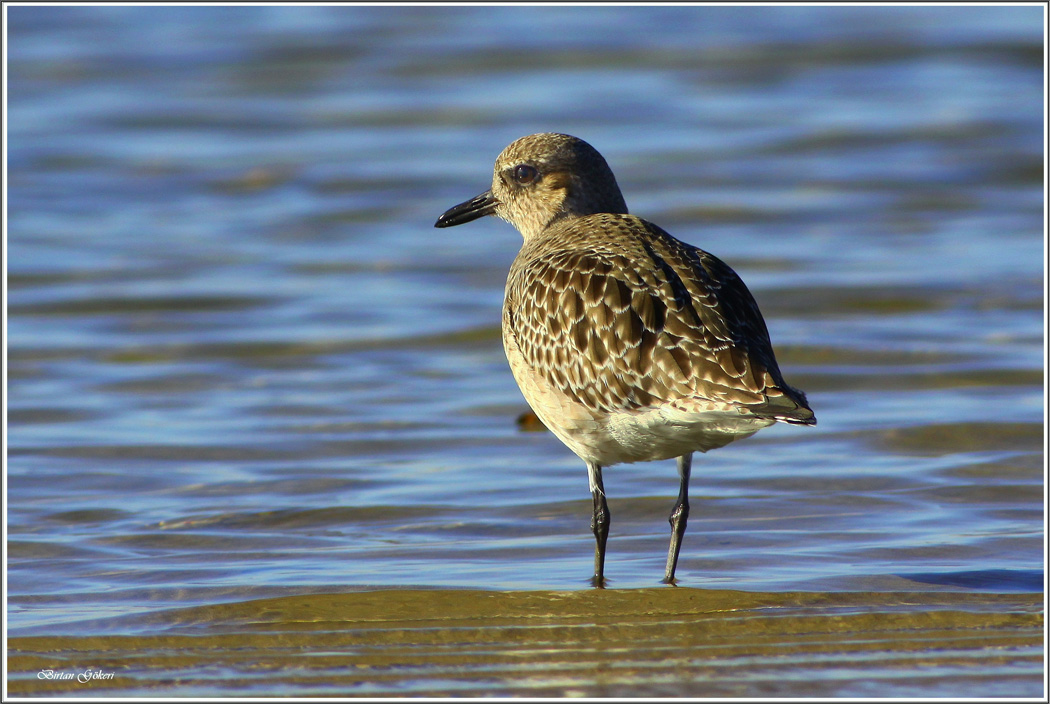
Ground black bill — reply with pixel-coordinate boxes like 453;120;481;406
434;190;500;228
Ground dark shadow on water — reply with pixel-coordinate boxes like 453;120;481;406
902;569;1043;592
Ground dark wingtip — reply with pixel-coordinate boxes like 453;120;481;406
751;388;816;426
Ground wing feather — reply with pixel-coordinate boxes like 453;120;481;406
505;214;814;423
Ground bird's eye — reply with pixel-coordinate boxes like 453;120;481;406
512;164;538;185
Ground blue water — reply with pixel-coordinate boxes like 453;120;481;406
6;3;1045;643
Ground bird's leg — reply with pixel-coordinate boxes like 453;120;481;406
663;453;692;585
587;461;609;588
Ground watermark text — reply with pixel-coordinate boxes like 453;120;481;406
38;668;116;683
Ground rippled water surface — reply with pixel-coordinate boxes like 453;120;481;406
6;5;1046;698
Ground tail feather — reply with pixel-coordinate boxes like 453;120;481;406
752;385;816;426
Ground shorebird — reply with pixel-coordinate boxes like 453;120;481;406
435;133;814;587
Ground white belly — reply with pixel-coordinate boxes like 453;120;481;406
503;329;773;467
